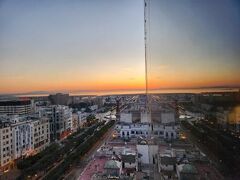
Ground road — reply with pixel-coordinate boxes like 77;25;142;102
63;122;116;180
63;96;134;179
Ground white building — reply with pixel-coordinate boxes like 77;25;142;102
0;122;12;172
153;124;179;140
137;142;158;164
116;123;150;138
116;122;179;140
11;120;32;159
0;115;50;172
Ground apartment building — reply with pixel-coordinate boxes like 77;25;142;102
0;122;12;172
0;99;32;116
0;115;50;172
39;105;72;141
30;117;50;154
11;120;32;159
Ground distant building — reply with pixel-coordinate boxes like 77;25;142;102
120;110;177;124
48;93;70;105
117;112;179;140
216;106;240;133
0;99;32;116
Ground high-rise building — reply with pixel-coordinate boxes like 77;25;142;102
48;93;70;105
39;105;72;141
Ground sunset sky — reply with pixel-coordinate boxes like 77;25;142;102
0;0;239;94
148;0;240;90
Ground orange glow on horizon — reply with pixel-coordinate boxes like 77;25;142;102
0;77;239;94
0;66;239;94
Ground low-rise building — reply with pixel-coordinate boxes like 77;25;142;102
158;150;177;179
176;164;198;180
116;122;179;140
104;160;122;178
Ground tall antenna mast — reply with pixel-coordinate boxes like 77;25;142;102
144;0;150;115
144;0;148;96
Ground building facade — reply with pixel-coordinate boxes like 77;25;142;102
0;116;50;172
39;105;72;141
0;99;32;116
0;122;12;172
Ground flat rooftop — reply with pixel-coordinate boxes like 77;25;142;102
79;156;108;180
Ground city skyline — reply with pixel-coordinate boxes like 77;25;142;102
0;0;240;94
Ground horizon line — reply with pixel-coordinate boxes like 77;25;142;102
1;86;240;96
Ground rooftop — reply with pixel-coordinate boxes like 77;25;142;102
121;154;136;164
178;164;198;174
104;160;121;169
79;157;108;180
